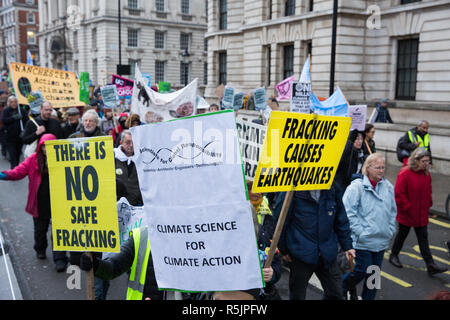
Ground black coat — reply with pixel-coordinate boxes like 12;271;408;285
396;127;432;163
1;106;27;140
21;115;64;144
335;141;366;190
115;158;143;206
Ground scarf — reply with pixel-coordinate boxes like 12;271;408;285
114;146;136;165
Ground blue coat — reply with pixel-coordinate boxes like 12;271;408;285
273;184;353;268
342;176;397;252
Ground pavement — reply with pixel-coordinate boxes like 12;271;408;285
0;154;448;300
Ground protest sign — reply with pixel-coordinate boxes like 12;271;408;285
349;105;367;131
112;74;134;98
9;62;85;108
236;119;266;181
222;86;235;109
80;72;90;105
290;57;311;114
233;92;245;111
101;85;120;110
27;90;45;114
131;110;263;292
132;66;197;123
254;87;267;111
310;87;349;117
275;76;294;101
46;136;120;253
252;111;352;193
116;198;147;245
158;81;171;93
142;73;151;87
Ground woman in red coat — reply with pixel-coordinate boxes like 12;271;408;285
0;133;69;272
389;148;447;276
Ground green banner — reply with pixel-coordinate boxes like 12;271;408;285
158;81;171;93
80;72;90;105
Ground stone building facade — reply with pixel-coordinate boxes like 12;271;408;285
0;0;39;69
38;0;208;89
204;0;450;105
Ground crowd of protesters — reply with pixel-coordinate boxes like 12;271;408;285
0;90;448;301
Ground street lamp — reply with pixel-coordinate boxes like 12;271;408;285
181;48;190;87
61;15;68;70
329;0;338;96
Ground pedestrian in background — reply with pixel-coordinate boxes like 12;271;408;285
0;134;69;272
61;107;81;138
389;148;447;276
374;98;394;124
342;153;397;300
1;96;27;168
335;130;366;190
363;123;376;157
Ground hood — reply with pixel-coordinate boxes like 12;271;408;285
114;146;136;165
119;113;129;120
37;133;57;151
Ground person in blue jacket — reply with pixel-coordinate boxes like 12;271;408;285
273;182;355;300
341;153;397;300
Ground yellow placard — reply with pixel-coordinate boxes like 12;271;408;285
46;136;120;253
252;111;352;193
9;62;85;108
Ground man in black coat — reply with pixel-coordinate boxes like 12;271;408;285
61;107;81;138
21;101;64;145
1;96;27;168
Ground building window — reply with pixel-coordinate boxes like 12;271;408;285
204;62;208;85
180;62;190;85
27;31;36;44
265;45;271;86
204;38;208;52
219;0;227;30
283;45;294;79
128;28;139;47
285;0;296;16
128;0;138;9
180;33;190;51
155;30;165;49
396;38;419;100
309;0;314;11
27;12;35;24
92;28;97;50
401;0;421;4
181;0;190;14
73;31;78;51
219;52;227;85
156;0;165;12
155;60;165;83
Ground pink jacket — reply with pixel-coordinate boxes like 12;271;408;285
3;134;56;218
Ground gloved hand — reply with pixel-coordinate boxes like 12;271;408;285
0;172;6;180
79;253;93;271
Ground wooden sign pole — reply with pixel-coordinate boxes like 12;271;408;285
86;253;95;300
263;191;294;269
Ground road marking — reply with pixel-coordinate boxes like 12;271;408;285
380;271;413;288
429;218;450;229
413;245;450;266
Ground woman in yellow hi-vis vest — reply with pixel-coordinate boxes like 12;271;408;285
79;227;164;300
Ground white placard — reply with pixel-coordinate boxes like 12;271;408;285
349;105;367;131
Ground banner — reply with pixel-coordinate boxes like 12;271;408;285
290;57;311;114
131;110;263;292
236;119;266;181
80;72;90;105
158;81;171;93
132;66;197;123
9;62;85;108
310;87;349;117
101;85;120;110
27;90;45;114
46;136;120;253
349;105;367;131
252;111;352;193
275;76;294;101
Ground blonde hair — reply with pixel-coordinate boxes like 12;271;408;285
361;153;385;176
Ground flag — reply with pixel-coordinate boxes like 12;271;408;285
27;50;33;66
310;87;349;117
275;76;294;101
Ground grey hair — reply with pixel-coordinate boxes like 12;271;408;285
408;147;431;172
118;129;132;144
7;95;18;106
82;109;99;125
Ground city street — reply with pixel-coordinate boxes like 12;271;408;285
0;154;448;300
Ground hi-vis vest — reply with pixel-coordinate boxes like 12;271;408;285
408;131;430;151
256;197;273;225
127;227;151;300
